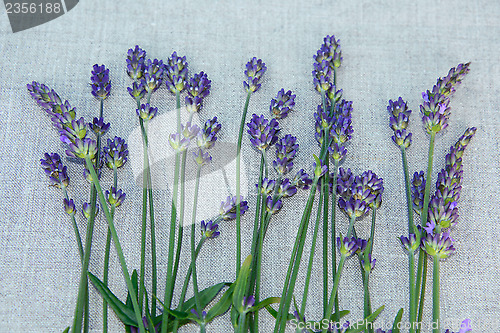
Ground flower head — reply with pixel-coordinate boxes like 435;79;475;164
266;196;283;214
106;187;126;208
361;254;376;273
27;81;62;111
63;198;76;215
165;51;188;94
196;116;221;149
388;97;412;148
136;103;158;121
169;133;190;152
61;137;97;159
247;114;280;151
192;148;212;166
40;153;70;188
82;202;99;220
102;137;128;169
400;233;420;254
422;231;455;259
411;171;426;215
269;89;295;119
181;122;200;139
90;64;111;100
244;57;266;93
219;196;249;220
142;59;164;94
201;220;220;239
337;235;358;257
126;45;147;81
89;117;110;136
291;169;312;190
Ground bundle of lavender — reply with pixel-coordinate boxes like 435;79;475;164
29;35;475;333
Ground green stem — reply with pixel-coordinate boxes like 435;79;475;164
84;157;145;333
330;159;339;323
61;187;84;260
432;256;440;333
191;166;203;320
363;271;372;333
416;253;428;333
322;255;347;333
401;147;415;233
254;212;271;333
171;149;189;300
250;153;265;262
103;165;118;333
139;119;148;313
301;189;323;315
161;151;181;333
274;178;318;333
236;91;252;275
420;132;436;228
346;214;356;238
409;252;416;333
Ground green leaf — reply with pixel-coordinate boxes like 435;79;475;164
163;307;191;320
249;297;280;312
206;283;235;322
232;255;252;312
344;305;385;333
265;305;294;321
391;308;404;333
88;272;137;326
330;310;350;321
62;327;69;333
180;282;229;313
231;306;239;328
125;269;139;308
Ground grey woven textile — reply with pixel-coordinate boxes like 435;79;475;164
1;0;499;332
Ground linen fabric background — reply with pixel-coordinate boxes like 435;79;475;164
1;0;499;332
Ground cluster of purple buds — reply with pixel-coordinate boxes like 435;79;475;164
186;71;211;113
165;51;188;94
387;97;412;148
126;45;147;81
337;168;384;218
411;171;426;215
90;64;111;100
105;187;126;208
269;89;295;119
169;133;190;152
89;117;110;136
192;148;212;166
336;235;358;258
273;134;298;176
266;196;283;215
27;81;62;111
247;114;280;151
329;100;353;161
82;202;99;220
219;196;249;221
102;137;128;169
421;231;455;259
142;59;165;94
136;103;158;121
400;233;420;254
40;153;70;188
200;220;220;239
425;127;476;233
444;319;472;333
63;198;76;215
291;169;313;190
244;57;266;93
420;63;470;134
313;35;342;93
196;116;221;150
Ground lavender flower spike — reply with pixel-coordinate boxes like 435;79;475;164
126;45;147;81
169;133;190;152
192;148;212;166
270;89;296;119
165;51;188;94
63;198;76;215
102;137;128;169
90;64;111;100
247;114;280;151
422;231;455;259
186;71;211;113
27;81;62;111
244;57;266;93
89;117;110;136
136;103;158;121
219;195;249;220
62;137;98;159
196;116;221;150
200;220;220;239
142;59;164;94
40;153;70;188
106;187;126;208
388;97;412;148
336;235;358;257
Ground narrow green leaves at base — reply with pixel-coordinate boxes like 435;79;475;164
233;255;253;313
391;308;404;333
344;305;384;333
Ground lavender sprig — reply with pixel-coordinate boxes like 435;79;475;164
90;64;111;100
270;89;295;120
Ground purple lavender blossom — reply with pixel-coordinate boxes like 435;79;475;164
200;220;220;239
400;233;419;254
355;238;368;255
273;135;298;176
40;153;70;188
58;117;88;142
136;103;158;121
61;137;97;159
82;202;99;220
258;178;276;195
185;71;211;113
27;81;62;112
420;63;470;134
336;235;358;257
190;308;207;320
105;187;126;208
126;45;147;81
128;81;146;100
102;137;128;169
63;198;76;215
313;35;341;92
142;59;164;94
165;51;188;94
269;89;295;119
242;295;255;310
247;114;280;151
219;196;249;220
388;97;412;148
244;57;266;93
337;168;383;217
411;171;426;215
422;231;455;259
89;117;110;136
196;116;221;149
291;169;313;190
266;196;283;214
90;64;111;100
330;100;353;145
181;122;200;139
169;133;190;152
278;179;297;198
192;148;212;166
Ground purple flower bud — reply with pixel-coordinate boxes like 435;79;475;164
219;196;248;220
102;137;128;169
200;220;220;239
141;59;164;94
106;187;126;208
276;135;298;160
63;198;76;215
355;238;368;255
187;72;211;110
169;133;190;152
266;196;283;214
128;81;146;100
63;137;97;159
196;117;221;149
181;122;200;139
126;45;147;81
336;235;358;257
192;148;212;166
243;295;255;310
90;64;111;100
40;153;70;188
422;231;455;259
89;117;110;136
258;178;276;195
269;89;295;119
136;103;158;121
278;179;297;198
27;81;62;111
400;233;419;253
361;254;376;273
82;202;99;220
411;171;426;215
165;51;188;94
291;169;312;190
313;158;328;178
247;114;280;151
244;57;266;93
190;308;207;320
